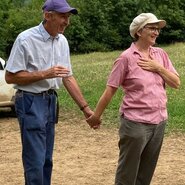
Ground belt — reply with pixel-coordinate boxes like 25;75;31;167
17;89;56;96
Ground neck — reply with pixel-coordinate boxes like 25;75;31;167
43;22;57;37
134;41;151;59
135;40;150;52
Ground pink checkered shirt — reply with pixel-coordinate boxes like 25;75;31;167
107;43;178;124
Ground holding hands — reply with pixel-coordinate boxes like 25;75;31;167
86;114;101;129
81;106;101;129
85;86;117;130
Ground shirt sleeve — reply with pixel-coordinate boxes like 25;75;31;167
5;36;28;73
160;49;179;76
59;34;73;77
107;54;128;88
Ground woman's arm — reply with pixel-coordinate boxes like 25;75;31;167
86;85;117;127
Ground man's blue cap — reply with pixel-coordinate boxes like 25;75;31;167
42;0;78;14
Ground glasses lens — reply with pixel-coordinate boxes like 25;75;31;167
144;26;160;33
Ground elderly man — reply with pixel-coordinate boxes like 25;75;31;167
5;0;93;184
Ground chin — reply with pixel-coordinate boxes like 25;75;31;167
58;31;64;34
150;42;155;46
149;39;156;45
58;29;64;34
151;37;157;44
58;27;66;34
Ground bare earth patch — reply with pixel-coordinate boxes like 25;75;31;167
0;115;185;185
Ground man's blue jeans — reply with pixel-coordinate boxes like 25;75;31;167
15;90;57;185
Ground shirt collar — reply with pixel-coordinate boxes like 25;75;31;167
130;42;157;57
39;22;59;41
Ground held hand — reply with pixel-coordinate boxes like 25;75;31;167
82;107;100;129
82;106;99;129
137;58;162;73
86;114;101;129
82;106;94;119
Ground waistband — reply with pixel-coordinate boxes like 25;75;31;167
17;89;56;96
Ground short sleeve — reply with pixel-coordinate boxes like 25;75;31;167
5;37;28;73
160;48;179;76
107;54;128;88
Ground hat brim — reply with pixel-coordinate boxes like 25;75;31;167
43;6;78;15
146;20;166;28
52;7;78;14
138;20;166;32
70;8;78;15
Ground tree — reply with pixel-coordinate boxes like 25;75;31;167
0;0;185;57
0;0;43;58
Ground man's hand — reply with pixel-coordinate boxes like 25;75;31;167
86;114;101;129
43;65;70;79
82;107;100;129
82;106;93;119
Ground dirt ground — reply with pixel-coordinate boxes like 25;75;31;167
0;112;185;185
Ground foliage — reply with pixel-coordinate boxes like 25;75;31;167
0;0;185;57
0;0;43;58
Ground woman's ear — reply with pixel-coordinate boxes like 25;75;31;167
136;29;142;38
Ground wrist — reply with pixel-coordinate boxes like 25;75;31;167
80;104;89;111
41;71;46;80
93;113;101;120
157;65;164;73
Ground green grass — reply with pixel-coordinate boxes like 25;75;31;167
58;43;185;132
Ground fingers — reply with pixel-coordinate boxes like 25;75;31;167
138;57;148;62
55;66;70;77
45;66;70;78
83;108;94;119
82;108;100;129
86;114;101;130
91;124;100;129
137;58;153;69
137;58;161;72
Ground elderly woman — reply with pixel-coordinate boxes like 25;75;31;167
87;13;180;185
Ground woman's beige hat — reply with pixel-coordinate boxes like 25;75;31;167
129;13;166;38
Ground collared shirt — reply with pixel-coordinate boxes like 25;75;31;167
107;43;178;124
6;22;72;93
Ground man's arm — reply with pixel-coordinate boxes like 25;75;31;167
62;75;93;118
5;66;69;85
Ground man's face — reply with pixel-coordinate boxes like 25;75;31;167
45;11;71;35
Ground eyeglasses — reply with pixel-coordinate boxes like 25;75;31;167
144;26;161;33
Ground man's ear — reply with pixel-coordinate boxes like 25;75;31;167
44;11;52;21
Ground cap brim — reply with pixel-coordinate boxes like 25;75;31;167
157;20;166;28
42;6;78;15
55;7;78;14
70;8;78;15
147;20;166;28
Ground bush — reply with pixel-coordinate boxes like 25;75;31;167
0;0;185;56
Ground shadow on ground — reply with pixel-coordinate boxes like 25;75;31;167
0;108;17;118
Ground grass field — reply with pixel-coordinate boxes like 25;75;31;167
58;42;185;132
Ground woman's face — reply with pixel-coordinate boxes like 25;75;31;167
137;23;160;45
